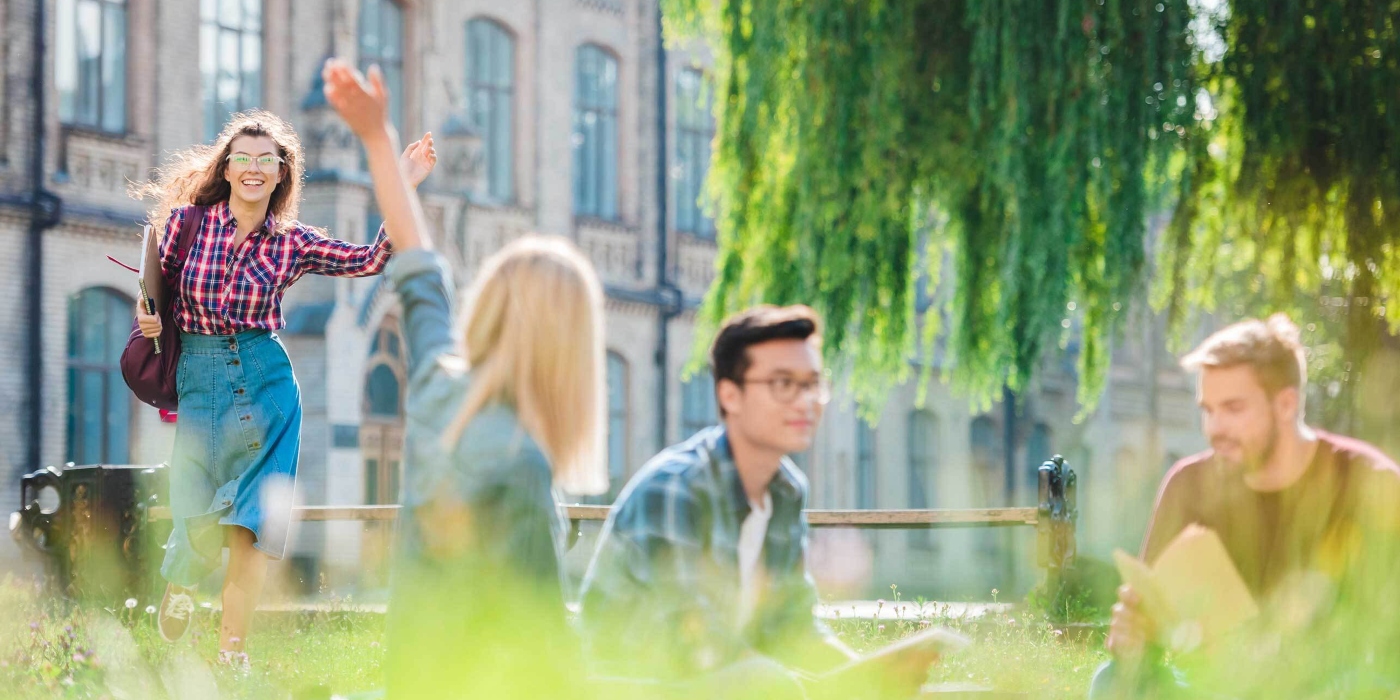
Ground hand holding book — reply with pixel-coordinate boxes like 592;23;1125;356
1113;524;1259;655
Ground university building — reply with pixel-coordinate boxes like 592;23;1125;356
0;0;1209;598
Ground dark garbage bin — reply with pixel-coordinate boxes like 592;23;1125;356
10;463;172;604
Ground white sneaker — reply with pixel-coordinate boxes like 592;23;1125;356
158;584;197;642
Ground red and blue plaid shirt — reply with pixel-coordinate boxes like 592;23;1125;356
159;201;393;335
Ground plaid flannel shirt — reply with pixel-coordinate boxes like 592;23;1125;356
159;202;393;335
578;425;839;679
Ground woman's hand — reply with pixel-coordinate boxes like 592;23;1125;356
322;58;393;143
401;133;438;188
136;302;162;339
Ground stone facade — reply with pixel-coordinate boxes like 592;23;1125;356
1;0;1210;599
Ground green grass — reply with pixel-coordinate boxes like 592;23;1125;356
0;575;1104;699
0;576;385;699
827;589;1107;700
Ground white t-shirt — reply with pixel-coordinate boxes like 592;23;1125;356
736;491;773;629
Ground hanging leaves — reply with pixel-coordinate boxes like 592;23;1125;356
666;0;1196;414
1158;0;1400;417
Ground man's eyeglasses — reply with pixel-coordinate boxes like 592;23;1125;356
226;153;284;172
739;375;832;405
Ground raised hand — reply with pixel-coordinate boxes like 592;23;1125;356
400;132;438;188
321;58;392;142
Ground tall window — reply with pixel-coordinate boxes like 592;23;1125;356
1027;422;1051;501
363;321;405;505
969;415;1000;557
359;0;404;130
67;288;132;463
56;0;127;132
200;0;262;141
467;18;514;202
907;410;936;550
607;353;629;482
674;67;715;237
573;45;619;220
856;418;877;509
969;415;999;493
680;369;717;439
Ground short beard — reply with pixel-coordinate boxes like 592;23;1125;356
1242;411;1280;473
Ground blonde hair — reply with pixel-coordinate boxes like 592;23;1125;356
441;236;609;496
134;110;305;236
1181;313;1307;399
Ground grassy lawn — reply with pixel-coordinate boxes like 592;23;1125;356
0;575;1105;699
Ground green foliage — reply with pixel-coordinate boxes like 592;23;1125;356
1157;0;1400;421
665;0;1196;415
667;0;1399;416
1026;556;1121;625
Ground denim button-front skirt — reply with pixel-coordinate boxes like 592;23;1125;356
160;329;302;587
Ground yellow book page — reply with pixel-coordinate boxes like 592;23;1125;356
1149;524;1259;651
1113;549;1174;630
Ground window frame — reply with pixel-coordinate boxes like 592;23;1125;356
358;0;406;131
673;66;715;237
56;0;130;134
66;287;134;464
572;43;621;221
855;418;877;509
680;368;718;439
466;17;516;203
200;0;264;141
907;410;937;550
606;351;629;481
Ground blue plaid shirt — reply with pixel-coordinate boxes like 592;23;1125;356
578;426;839;678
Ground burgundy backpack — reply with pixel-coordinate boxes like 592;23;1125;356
120;205;206;411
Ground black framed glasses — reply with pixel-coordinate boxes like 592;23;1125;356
740;375;832;405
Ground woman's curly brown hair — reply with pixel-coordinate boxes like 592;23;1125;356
134;109;306;236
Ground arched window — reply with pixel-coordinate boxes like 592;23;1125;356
467;18;515;201
573;44;619;220
66;287;133;463
363;320;406;504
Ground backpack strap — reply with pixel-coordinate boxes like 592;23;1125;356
158;205;204;313
167;205;207;287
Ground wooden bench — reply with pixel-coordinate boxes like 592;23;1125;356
145;503;1040;528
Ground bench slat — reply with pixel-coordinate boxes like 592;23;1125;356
146;504;1039;528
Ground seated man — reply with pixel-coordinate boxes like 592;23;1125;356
579;305;933;699
1093;314;1400;699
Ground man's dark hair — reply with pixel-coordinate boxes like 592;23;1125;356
709;305;823;415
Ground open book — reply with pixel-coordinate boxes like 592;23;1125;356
1114;524;1259;653
797;626;969;695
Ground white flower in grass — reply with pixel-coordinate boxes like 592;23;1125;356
125;598;138;609
145;606;157;615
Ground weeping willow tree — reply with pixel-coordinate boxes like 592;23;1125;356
1157;0;1400;428
667;0;1399;417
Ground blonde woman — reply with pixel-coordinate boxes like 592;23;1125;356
323;59;608;697
132;109;436;665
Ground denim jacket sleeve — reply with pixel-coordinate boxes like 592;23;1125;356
385;249;456;381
